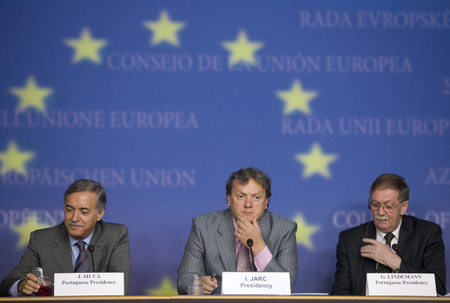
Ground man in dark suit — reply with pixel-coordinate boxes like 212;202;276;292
0;179;130;296
177;167;298;295
330;173;446;295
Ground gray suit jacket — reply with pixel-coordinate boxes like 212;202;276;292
177;209;298;295
0;220;130;296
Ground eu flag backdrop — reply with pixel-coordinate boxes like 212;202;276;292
1;0;449;295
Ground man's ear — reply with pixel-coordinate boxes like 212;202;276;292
400;200;409;215
97;209;105;221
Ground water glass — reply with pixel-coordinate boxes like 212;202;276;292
31;267;50;287
188;274;204;295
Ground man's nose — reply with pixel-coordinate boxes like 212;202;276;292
71;211;80;221
377;206;386;215
244;197;252;207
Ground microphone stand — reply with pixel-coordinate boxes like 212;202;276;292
247;239;256;272
88;245;95;272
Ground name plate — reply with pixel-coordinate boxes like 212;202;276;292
222;272;290;295
366;273;436;296
54;272;124;296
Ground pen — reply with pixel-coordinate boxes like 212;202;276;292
211;273;216;280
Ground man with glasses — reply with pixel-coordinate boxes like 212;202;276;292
330;173;446;295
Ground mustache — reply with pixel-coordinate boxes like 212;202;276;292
68;222;84;227
375;215;389;221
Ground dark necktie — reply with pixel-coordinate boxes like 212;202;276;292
376;232;395;273
74;240;88;272
236;243;251;272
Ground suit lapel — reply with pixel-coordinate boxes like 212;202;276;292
53;223;74;273
88;221;103;272
398;216;414;258
258;211;271;242
362;221;377;274
216;211;237;271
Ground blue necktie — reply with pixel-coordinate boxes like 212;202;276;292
74;240;88;272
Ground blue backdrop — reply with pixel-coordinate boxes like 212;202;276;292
1;0;450;295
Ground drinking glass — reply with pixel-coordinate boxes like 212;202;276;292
31;267;50;287
188;274;204;295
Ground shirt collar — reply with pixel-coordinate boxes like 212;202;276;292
69;229;95;247
376;218;402;242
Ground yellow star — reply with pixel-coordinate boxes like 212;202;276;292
293;213;320;249
0;140;35;176
64;28;108;64
222;30;263;66
143;10;186;47
295;142;338;179
11;216;52;249
9;76;53;112
276;79;318;115
146;277;178;295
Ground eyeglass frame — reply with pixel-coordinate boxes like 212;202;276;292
367;198;404;213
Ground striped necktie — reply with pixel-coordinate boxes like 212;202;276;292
74;240;88;272
236;243;251;272
376;233;395;273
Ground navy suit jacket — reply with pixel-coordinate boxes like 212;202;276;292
177;209;298;295
330;215;446;295
0;220;130;296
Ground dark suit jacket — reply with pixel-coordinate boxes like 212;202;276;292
0;220;130;296
330;215;446;295
177;209;298;295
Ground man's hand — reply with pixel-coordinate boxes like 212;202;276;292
360;238;402;270
17;273;40;295
235;216;266;255
202;275;218;295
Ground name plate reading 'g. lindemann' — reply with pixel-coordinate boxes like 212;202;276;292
221;272;290;295
366;273;437;296
54;272;124;296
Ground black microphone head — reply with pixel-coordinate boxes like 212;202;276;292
392;244;399;252
88;244;95;253
247;239;253;247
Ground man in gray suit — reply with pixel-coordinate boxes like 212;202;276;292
177;167;298;295
0;179;130;296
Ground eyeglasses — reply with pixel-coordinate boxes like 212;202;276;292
368;198;403;213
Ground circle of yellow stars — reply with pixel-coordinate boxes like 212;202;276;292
4;7;345;294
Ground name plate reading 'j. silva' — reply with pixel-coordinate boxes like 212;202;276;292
366;273;436;296
54;272;124;296
221;272;290;295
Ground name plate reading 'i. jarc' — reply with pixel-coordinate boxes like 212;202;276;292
221;272;290;295
54;272;124;296
366;273;436;296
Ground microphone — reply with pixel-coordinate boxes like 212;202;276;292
247;239;256;272
392;244;399;252
88;244;95;272
391;243;408;272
